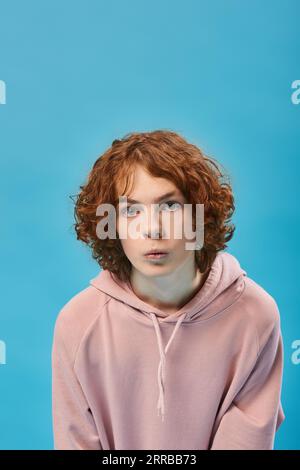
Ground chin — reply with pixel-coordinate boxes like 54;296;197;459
141;263;172;276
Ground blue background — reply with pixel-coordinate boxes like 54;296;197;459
0;0;299;449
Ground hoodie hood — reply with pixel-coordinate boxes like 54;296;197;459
89;251;247;422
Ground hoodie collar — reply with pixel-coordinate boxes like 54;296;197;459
89;251;247;422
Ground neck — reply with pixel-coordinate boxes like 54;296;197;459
129;256;209;314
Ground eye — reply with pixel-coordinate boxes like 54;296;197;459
120;205;142;217
159;200;182;211
120;200;182;217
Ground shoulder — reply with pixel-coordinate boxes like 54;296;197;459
240;276;282;353
52;284;110;362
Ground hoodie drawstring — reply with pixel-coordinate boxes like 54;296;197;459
149;312;187;423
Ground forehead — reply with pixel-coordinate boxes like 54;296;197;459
116;165;183;201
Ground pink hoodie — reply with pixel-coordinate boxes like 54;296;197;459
51;251;285;450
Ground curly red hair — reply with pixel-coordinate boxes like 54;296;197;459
70;129;235;283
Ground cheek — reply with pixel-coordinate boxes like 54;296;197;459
120;238;136;259
171;213;184;239
181;208;195;242
165;210;190;240
173;239;190;256
117;214;142;239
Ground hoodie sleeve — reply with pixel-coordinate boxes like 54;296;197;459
210;316;285;450
51;316;102;450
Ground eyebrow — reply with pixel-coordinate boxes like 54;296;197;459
120;190;182;205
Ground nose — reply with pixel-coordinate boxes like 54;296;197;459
141;205;164;240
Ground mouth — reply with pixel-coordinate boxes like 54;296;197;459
143;250;169;260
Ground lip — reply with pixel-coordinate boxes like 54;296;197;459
144;249;169;255
144;251;169;260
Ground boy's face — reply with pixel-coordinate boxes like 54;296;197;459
116;165;197;279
